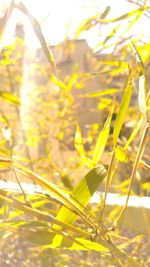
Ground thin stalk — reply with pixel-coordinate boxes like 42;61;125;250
114;122;150;227
11;167;27;203
14;166;100;230
99;151;116;223
0;191;91;239
0;190;143;266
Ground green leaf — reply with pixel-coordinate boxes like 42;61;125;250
113;76;132;145
93;107;113;165
0;91;20;105
115;146;128;163
51;166;107;254
24;230;109;252
54;165;107;225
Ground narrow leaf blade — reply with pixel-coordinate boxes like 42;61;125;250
113;76;132;145
74;123;85;157
93;107;114;165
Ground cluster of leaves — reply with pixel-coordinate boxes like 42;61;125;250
0;1;150;267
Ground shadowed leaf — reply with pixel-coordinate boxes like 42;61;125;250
23;230;109;252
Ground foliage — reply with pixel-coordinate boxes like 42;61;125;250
0;0;150;267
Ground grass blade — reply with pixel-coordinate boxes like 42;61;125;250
93;106;114;165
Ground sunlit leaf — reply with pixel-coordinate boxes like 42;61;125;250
86;88;120;98
74;123;93;168
142;182;150;190
76;6;110;37
0;157;13;169
96;24;121;49
93;107;114;165
74;123;85;157
115;146;128;163
136;42;150;64
125;12;142;33
99;7;148;23
74;124;93;168
50;75;68;91
113;75;132;145
98;98;112;110
0;91;20;105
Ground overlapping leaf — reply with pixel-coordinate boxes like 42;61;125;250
22;230;109;252
54;165;107;225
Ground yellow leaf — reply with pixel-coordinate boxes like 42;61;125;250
113;75;132;145
115;146;128;163
93;106;114;165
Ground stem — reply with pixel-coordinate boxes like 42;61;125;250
114;122;150;226
99;151;116;223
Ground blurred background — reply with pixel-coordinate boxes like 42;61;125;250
0;0;150;194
